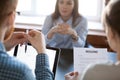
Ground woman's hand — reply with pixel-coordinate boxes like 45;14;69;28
47;26;58;39
65;71;79;80
4;32;27;51
57;24;77;35
47;23;78;41
24;30;46;53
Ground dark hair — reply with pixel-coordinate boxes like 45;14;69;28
105;0;110;6
0;0;18;26
52;0;81;27
102;0;120;37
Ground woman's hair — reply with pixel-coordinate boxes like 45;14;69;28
52;0;81;27
105;0;110;6
102;0;120;37
0;0;18;26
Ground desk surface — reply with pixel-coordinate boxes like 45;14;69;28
55;49;73;80
55;48;117;80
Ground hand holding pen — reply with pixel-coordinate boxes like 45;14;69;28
23;30;46;53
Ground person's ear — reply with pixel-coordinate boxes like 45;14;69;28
108;27;116;40
7;12;15;26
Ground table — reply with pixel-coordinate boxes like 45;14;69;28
54;48;117;80
55;48;73;80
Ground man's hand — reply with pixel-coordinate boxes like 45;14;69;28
4;32;27;51
65;71;79;80
24;30;46;53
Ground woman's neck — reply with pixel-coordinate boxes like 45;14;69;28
61;16;71;22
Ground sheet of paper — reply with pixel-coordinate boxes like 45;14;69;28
17;45;56;71
8;45;56;76
74;48;108;75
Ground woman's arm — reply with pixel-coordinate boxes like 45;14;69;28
72;17;88;47
42;15;57;46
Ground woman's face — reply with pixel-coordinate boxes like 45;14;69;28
58;0;74;18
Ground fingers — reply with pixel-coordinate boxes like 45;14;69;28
13;32;28;44
28;30;40;37
24;30;46;53
74;72;79;77
65;71;79;80
25;30;42;42
4;32;27;51
50;23;71;35
65;72;74;78
57;24;72;34
58;23;70;30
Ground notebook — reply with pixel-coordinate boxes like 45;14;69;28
13;45;60;76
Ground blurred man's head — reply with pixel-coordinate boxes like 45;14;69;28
0;0;18;41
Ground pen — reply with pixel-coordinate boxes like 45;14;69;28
14;45;19;56
25;29;29;53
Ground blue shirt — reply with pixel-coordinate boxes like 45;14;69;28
42;15;88;49
0;42;54;80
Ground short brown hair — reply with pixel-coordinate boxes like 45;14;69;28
0;0;18;26
102;0;120;37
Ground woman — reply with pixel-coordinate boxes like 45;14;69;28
42;0;88;49
65;0;120;80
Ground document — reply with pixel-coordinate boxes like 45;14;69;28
74;48;108;75
8;45;57;76
16;45;56;72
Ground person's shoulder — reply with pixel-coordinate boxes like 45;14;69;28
77;15;87;22
85;61;115;71
74;15;87;27
46;14;53;19
80;61;113;79
44;14;53;23
0;52;31;75
81;62;120;80
4;55;31;73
